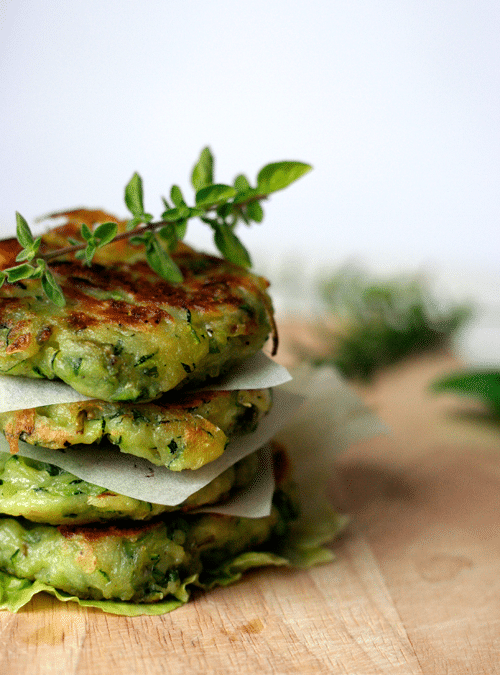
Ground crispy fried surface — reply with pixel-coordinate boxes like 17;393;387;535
0;214;274;401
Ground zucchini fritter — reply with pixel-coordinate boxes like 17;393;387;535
0;486;297;603
0;388;272;470
0;451;259;525
0;219;274;402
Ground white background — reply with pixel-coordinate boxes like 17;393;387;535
1;1;499;359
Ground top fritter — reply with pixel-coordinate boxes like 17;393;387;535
0;215;274;402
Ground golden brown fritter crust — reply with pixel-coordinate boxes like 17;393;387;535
0;213;274;401
0;388;272;470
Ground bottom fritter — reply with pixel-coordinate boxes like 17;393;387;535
0;487;298;604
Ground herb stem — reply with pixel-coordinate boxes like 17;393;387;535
40;221;159;261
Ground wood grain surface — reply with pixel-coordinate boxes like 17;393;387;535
1;321;499;675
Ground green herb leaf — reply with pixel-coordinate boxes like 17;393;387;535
195;184;237;207
0;271;6;288
177;204;190;219
191;147;214;190
216;202;234;220
170;185;185;208
15;213;34;248
257;161;312;194
232;188;261;205
5;264;35;283
145;236;183;282
161;207;181;221
93;222;118;248
158;224;178;251
125;173;145;217
234;174;251;192
174;219;188;240
432;371;500;417
15;236;42;263
158;220;188;249
238;208;250;225
30;264;44;279
15;250;32;263
84;243;97;266
213;223;251;267
41;268;66;307
80;223;93;242
246;200;264;223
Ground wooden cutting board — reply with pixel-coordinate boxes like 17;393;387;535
1;327;499;674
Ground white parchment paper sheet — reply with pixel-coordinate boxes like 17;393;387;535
0;351;291;413
276;363;388;544
0;362;386;521
4;389;303;505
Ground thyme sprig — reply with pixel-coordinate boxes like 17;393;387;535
0;148;311;306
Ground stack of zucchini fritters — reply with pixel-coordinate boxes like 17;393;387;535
0;213;298;607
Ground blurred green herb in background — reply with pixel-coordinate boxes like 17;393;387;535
432;371;500;418
313;267;471;381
